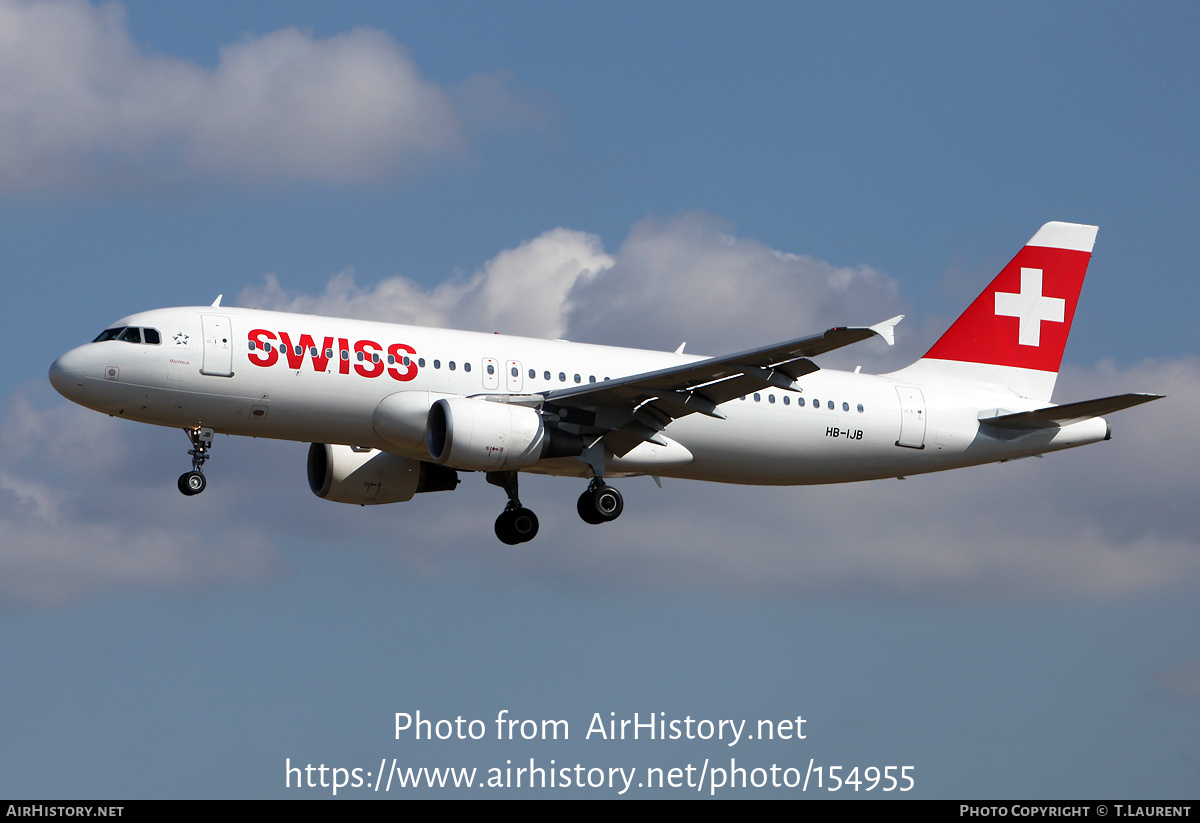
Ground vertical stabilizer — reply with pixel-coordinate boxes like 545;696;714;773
891;222;1097;403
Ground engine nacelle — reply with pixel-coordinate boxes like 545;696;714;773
426;397;582;471
372;391;458;453
307;443;458;505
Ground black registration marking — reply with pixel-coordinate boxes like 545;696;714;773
826;427;864;440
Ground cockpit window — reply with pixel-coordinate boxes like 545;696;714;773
93;326;161;344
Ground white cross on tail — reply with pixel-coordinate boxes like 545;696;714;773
994;267;1065;347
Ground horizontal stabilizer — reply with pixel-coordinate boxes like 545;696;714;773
979;393;1164;430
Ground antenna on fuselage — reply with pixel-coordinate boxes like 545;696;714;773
211;295;223;307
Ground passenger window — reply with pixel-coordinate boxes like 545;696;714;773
248;340;257;351
144;329;161;345
544;371;551;380
356;351;364;361
528;368;534;379
311;347;318;357
119;327;142;344
340;350;349;360
783;395;790;405
434;360;441;369
294;345;302;356
487;364;495;375
574;374;581;383
812;398;819;408
589;375;596;383
372;353;380;363
559;372;566;382
768;394;775;403
827;401;834;410
402;356;410;366
449;361;456;371
843;402;849;411
464;362;471;372
798;397;806;407
857;404;864;413
754;393;761;402
325;348;333;358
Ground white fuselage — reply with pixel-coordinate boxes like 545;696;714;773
49;306;1108;485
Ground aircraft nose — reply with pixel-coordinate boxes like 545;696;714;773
48;346;90;402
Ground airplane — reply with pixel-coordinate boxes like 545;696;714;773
49;221;1161;544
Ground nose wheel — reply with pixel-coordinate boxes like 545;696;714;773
178;426;215;496
178;470;206;496
577;480;623;525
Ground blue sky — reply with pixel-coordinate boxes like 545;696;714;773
2;0;1197;798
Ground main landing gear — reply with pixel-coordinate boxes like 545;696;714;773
487;471;539;545
577;479;623;525
486;472;625;545
178;426;214;496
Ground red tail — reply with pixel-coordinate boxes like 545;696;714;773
923;222;1096;373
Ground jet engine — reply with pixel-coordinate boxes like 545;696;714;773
426;397;583;471
372;391;458;452
307;443;458;505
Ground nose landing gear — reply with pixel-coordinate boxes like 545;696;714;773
178;426;214;496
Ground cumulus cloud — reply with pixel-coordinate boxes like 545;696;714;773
0;0;539;190
565;213;905;359
0;389;274;605
238;228;614;339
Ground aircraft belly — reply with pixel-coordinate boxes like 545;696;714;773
660;404;905;485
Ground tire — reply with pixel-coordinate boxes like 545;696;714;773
510;508;539;542
496;508;539;544
593;485;623;521
577;490;603;524
178;471;206;496
577;485;622;524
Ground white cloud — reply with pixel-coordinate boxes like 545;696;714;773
565;213;906;360
0;0;539;190
0;388;274;605
238;228;614;339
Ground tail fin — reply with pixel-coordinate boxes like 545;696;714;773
892;221;1097;403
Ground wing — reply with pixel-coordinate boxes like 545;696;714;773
539;316;903;456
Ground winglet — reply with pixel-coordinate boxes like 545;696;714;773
211;294;223;308
869;315;904;347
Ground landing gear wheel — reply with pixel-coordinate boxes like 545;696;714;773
180;426;215;495
178;470;206;496
577;484;623;524
495;507;539;545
